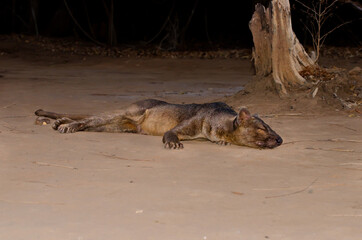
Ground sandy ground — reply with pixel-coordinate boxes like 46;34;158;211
0;52;361;240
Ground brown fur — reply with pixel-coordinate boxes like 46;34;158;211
34;99;282;149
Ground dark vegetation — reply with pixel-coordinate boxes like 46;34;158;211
0;0;360;49
0;0;360;113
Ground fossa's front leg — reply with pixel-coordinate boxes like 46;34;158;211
162;117;202;149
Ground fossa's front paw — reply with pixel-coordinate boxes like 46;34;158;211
164;141;184;149
162;131;184;149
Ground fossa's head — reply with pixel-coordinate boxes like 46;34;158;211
230;109;283;149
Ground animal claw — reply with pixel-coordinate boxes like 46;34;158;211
164;142;183;150
52;117;73;130
214;140;230;146
57;123;78;134
52;121;60;130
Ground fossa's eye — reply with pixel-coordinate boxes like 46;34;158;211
257;128;267;136
256;123;266;131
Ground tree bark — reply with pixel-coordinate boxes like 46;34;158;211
249;0;315;96
30;0;39;37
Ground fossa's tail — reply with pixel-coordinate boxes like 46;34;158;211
34;109;91;120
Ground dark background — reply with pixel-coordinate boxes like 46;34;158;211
0;0;361;49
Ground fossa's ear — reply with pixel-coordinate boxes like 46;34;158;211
236;108;251;125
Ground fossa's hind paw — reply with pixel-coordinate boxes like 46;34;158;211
52;117;73;130
57;122;81;133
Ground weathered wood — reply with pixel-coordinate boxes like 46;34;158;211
250;5;272;77
250;0;315;96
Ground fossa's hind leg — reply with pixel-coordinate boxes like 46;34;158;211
57;121;84;133
53;116;106;134
52;117;74;130
52;117;84;133
53;114;139;134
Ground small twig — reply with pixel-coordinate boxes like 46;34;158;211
320;19;356;47
97;152;153;162
0;115;30;119
0;199;65;206
2;103;16;109
346;0;362;11
260;113;304;118
33;161;78;170
320;138;362;143
283;138;362;145
321;0;339;16
333;92;358;109
180;0;199;37
63;0;105;46
265;178;318;199
30;0;39;37
231;191;244;196
339;162;362;166
2;125;17;131
254;183;344;191
146;1;175;44
295;0;317;14
7;7;30;29
341;167;362;172
282;140;303;145
82;0;96;38
306;147;356;152
328;123;357;132
204;8;212;45
328;214;362;217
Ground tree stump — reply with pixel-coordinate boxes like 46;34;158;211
249;0;315;96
